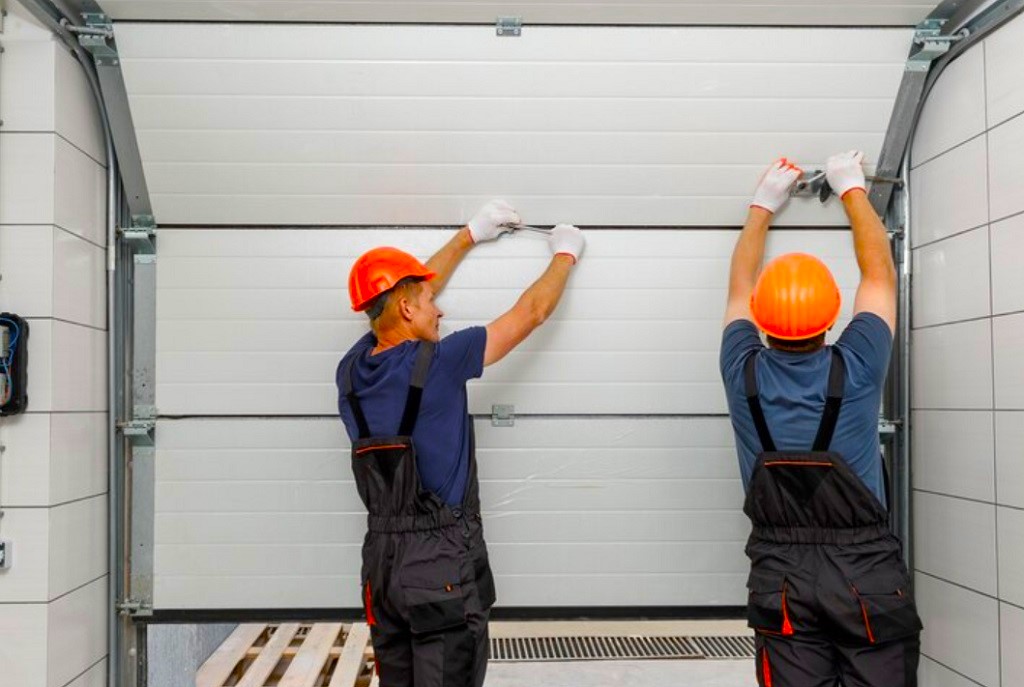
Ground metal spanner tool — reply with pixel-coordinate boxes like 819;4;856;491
792;170;904;203
506;223;553;235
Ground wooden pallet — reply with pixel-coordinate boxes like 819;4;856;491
196;623;376;687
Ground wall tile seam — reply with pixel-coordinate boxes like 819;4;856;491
919;654;989;687
56;656;107;687
985;102;1024;136
911;221;990;251
912;314;994;332
0;130;105;168
0;573;108;607
918;570;1023;610
910;129;988;172
53;223;108;251
913;488;1024;512
22;316;108;334
0;492;109;511
47;571;109;605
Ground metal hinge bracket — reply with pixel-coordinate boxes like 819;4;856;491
878;418;902;437
491;404;515;427
121;406;157;446
496;16;522;37
907;18;967;72
116;598;153;617
121;215;157;254
77;13;118;66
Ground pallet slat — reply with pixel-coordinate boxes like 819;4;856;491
279;623;344;687
197;624;267;687
236;623;302;687
328;623;371;687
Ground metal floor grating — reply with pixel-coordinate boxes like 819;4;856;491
489;635;754;662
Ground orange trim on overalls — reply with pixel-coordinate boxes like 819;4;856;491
781;583;794;636
762;646;774;687
860;599;876;643
355;444;408;455
364;582;377;626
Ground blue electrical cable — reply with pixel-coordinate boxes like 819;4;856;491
0;317;21;406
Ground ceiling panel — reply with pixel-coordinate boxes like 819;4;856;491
98;0;934;26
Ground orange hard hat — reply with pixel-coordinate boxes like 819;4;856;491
348;246;436;312
750;253;841;340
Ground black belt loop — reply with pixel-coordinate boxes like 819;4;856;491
811;348;846;452
342;356;372;439
398;341;435;437
744;352;777;452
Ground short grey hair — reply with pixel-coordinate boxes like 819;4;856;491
365;276;424;322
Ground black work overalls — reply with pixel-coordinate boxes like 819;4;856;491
743;348;922;687
342;342;496;687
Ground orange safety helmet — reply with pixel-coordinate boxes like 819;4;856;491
348;246;436;312
750;253;841;341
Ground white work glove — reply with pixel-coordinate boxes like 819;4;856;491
826;150;867;199
548;224;585;264
750;158;803;214
467;199;521;243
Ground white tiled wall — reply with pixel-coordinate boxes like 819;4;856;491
911;15;1024;685
0;4;109;686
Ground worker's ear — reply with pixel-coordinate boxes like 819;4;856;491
397;294;416;322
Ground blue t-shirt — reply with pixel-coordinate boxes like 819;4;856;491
720;313;892;506
336;327;487;507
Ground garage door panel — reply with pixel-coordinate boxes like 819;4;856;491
117;24;912;62
154;417;750;608
130;95;893;135
138;131;888;166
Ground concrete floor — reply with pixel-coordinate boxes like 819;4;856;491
484;620;755;687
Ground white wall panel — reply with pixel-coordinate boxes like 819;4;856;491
989;114;1024;223
993;313;1024;409
919;658;983;687
1003;603;1024;687
53;137;106;247
0;413;52;507
105;1;933;25
913;492;996;596
911;227;990;328
911;319;992;410
0;134;55;225
0;226;54;317
998;506;1024;608
48;496;107;601
52;229;106;329
48;321;108;413
991;213;1024;316
996;412;1024;508
154;417;746;609
911;47;986;167
912;411;994;503
909;135;989;247
0;603;48;687
54;47;106;166
67;660;107;687
984;12;1024;128
917;573;1000;687
46;578;108;687
0;508;50;602
0;40;55;131
156;228;857;416
116;24;909;226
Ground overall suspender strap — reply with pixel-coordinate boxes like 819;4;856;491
812;349;846;452
744;352;777;452
342;356;372;439
343;341;435;439
397;341;435;437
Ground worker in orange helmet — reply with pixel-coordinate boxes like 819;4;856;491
337;200;584;687
721;153;922;686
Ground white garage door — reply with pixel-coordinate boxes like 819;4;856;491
117;23;909;611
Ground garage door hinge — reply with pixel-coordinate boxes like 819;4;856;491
496;16;522;37
116;598;153;617
121;215;157;255
121;406;157;446
878;419;902;436
491;404;515;427
75;12;118;66
906;18;967;72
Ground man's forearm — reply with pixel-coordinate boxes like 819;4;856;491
518;255;574;325
729;207;773;294
842;190;896;282
425;227;474;294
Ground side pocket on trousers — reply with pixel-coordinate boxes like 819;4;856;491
400;557;467;634
747;570;794;636
473;549;497;611
849;570;922;644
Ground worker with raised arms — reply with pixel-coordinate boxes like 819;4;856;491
337;200;584;687
721;152;922;686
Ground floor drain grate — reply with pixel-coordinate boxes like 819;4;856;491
489;635;754;662
688;635;757;659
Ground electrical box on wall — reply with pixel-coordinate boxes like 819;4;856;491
0;313;28;416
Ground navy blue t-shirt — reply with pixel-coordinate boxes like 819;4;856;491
720;313;892;506
336;327;487;507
